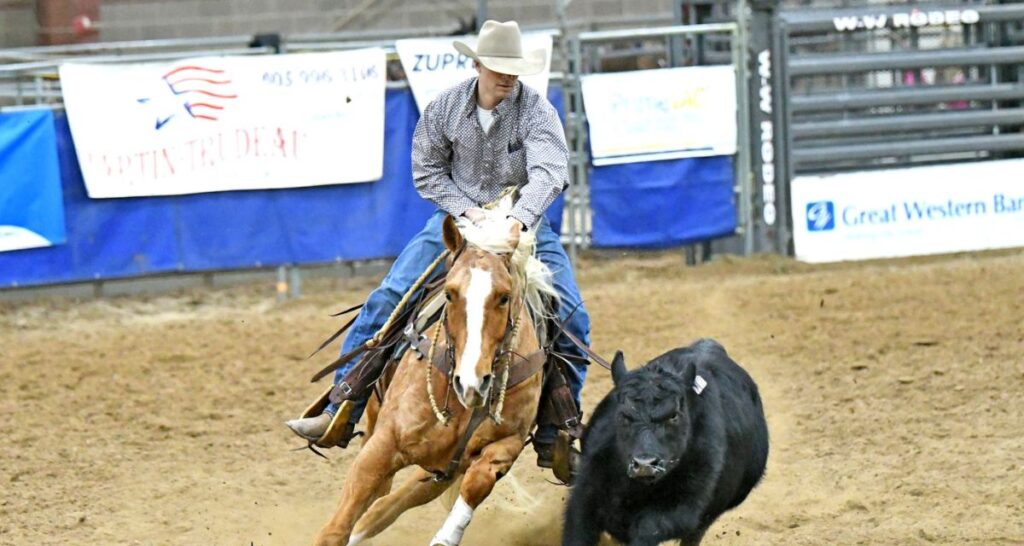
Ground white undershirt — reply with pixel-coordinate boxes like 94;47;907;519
477;105;494;134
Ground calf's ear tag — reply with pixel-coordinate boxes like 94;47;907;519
693;375;707;396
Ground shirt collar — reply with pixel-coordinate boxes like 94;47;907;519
464;78;521;119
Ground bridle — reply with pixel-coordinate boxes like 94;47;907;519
426;243;522;426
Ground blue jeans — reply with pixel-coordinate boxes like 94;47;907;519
326;210;590;444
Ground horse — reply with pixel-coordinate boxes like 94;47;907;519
313;210;557;546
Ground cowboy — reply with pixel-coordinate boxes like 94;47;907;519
287;20;590;472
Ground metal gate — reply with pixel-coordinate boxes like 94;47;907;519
562;15;753;262
750;2;1024;255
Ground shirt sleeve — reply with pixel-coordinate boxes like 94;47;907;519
509;99;569;229
412;98;478;219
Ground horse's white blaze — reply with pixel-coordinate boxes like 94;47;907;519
430;495;474;546
457;267;492;392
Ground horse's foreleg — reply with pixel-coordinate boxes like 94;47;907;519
348;467;451;544
313;431;402;546
430;435;525;546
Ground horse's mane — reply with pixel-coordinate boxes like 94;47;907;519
454;197;559;329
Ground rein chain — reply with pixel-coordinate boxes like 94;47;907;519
426;306;450;424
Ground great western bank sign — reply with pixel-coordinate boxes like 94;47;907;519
792;159;1024;263
59;49;386;198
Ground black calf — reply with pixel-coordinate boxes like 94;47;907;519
562;339;769;546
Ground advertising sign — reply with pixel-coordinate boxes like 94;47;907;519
792;159;1024;262
581;65;737;166
59;49;387;198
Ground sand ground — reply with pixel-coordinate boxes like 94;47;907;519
2;249;1022;545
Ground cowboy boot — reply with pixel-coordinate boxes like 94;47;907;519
286;413;332;439
286;387;358;448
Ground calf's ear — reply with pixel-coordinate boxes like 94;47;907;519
611;351;627;385
681;361;697;400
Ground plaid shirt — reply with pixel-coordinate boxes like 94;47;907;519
412;77;569;229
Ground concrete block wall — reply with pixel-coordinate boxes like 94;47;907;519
93;0;675;43
0;0;679;47
0;2;37;47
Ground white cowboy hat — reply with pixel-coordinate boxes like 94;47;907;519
453;20;545;76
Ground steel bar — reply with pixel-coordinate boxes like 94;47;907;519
0;47;273;74
792;108;1024;138
793;134;1024;165
791;83;1024;112
789;46;1024;76
1;35;253;56
578;23;737;43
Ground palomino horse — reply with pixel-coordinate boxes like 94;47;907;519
313;212;557;546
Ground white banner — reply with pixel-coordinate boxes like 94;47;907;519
581;66;737;166
792;159;1024;263
395;32;553;113
59;49;386;198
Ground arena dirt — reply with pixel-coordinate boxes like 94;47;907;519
2;249;1022;546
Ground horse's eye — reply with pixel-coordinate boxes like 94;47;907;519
498;294;510;305
445;291;453;302
668;413;680;424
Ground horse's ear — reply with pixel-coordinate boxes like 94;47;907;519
611;351;627;385
506;220;520;252
443;215;463;252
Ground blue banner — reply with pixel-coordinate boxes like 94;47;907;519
0;109;65;253
0;86;734;288
590;155;736;248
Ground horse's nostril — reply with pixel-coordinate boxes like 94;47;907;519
479;374;493;393
453;375;463;394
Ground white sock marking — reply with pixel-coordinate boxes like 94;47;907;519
457;268;491;392
431;496;474;546
346;531;365;546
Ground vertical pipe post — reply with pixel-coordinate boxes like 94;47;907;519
476;0;488;30
289;266;302;299
276;266;288;303
567;35;585;266
670;0;685;67
733;0;754;256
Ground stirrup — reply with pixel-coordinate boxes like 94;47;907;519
552;430;578;485
298;386;357;448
